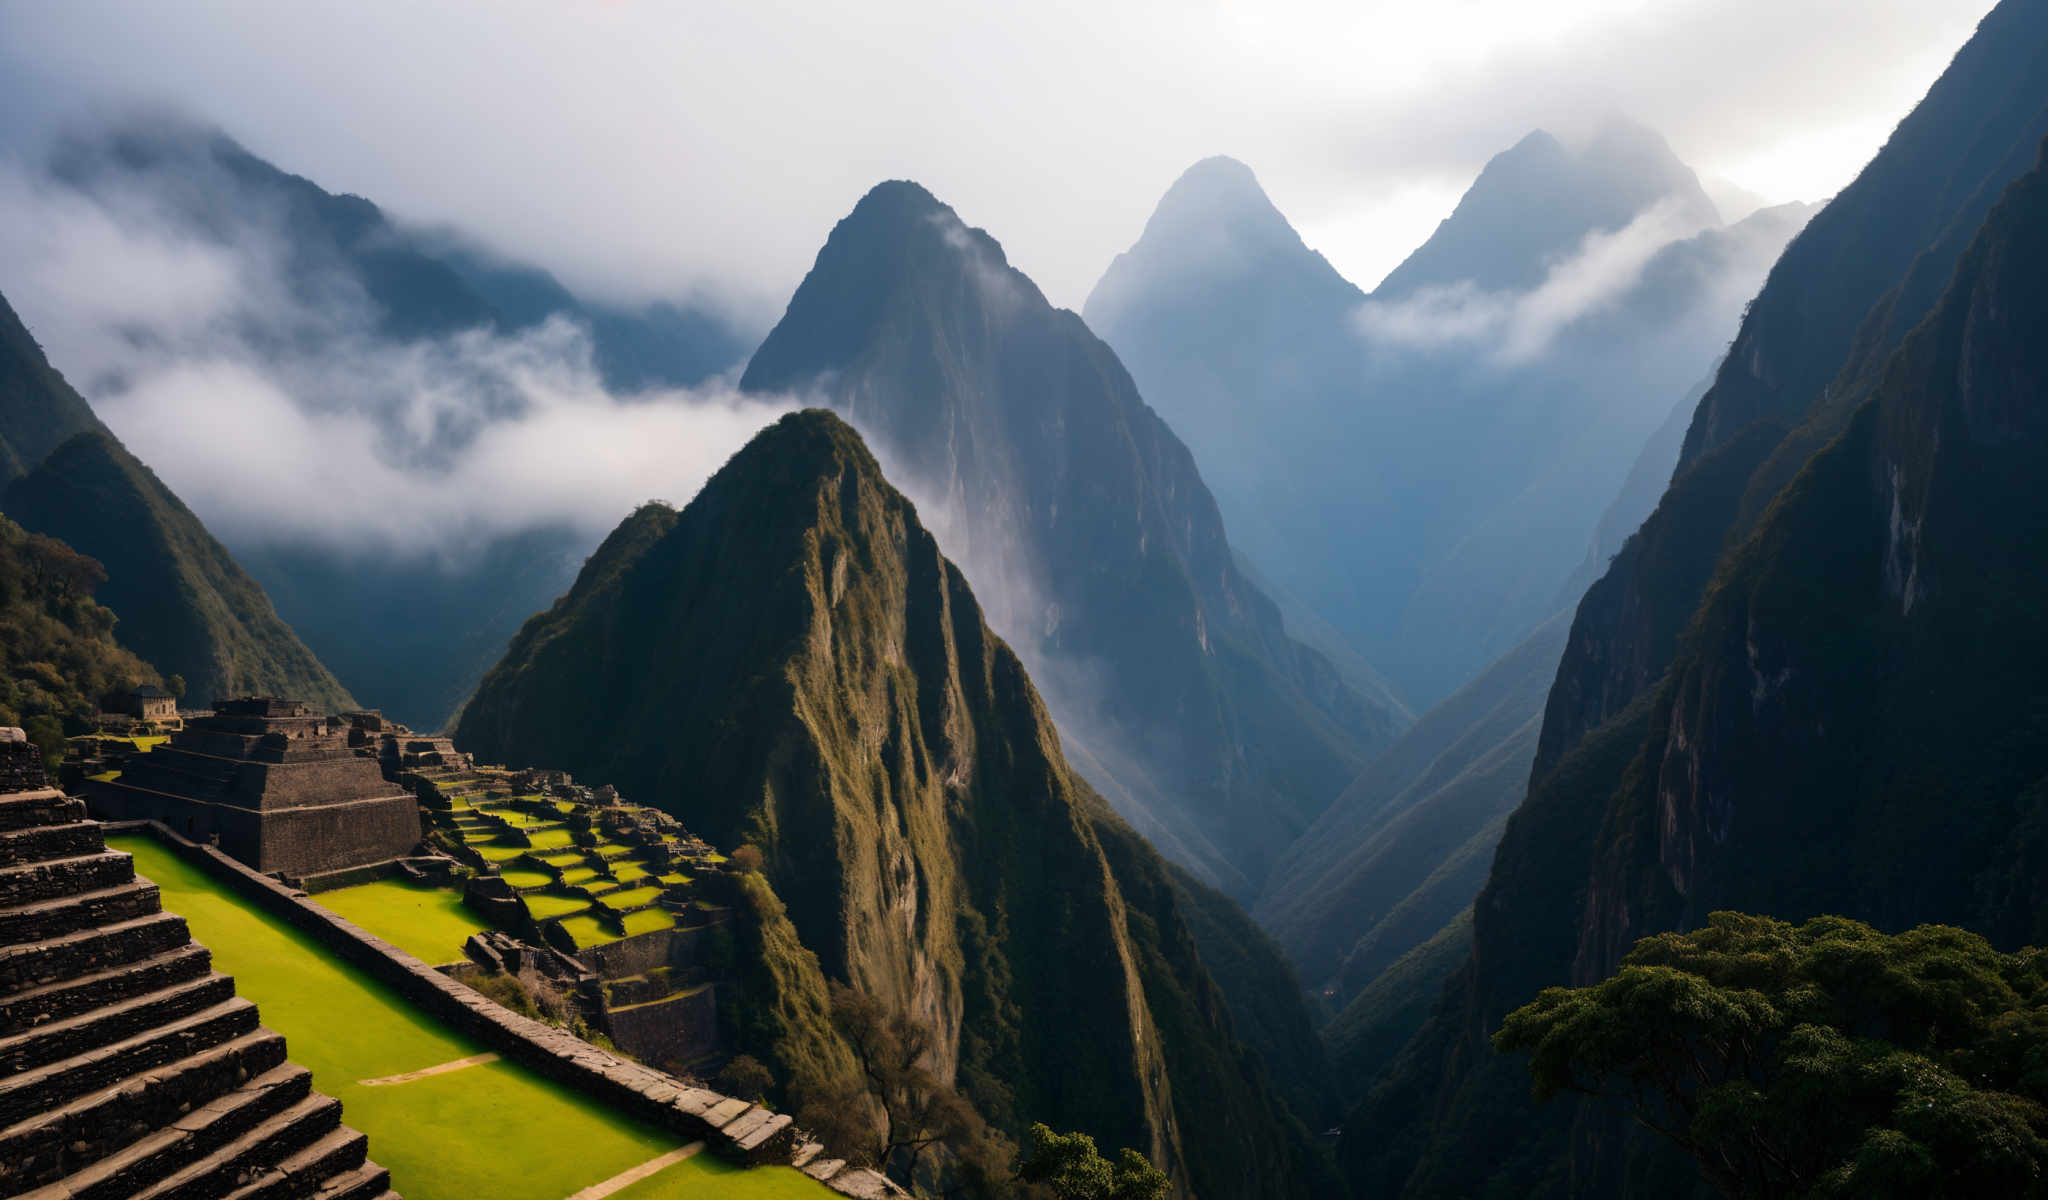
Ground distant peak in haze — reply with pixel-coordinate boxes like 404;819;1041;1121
1373;117;1719;298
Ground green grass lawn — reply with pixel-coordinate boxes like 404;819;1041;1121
524;892;593;920
525;828;578;851
620;908;678;937
497;868;555;890
473;843;529;863
110;836;822;1200
560;865;606;886
600;886;667;911
539;850;588;868
658;873;693;886
314;877;489;964
557;912;619;948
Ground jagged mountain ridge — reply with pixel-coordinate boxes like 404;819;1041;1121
1084;125;1807;705
738;180;1405;901
456;410;1337;1198
0;291;107;486
1344;4;2048;1194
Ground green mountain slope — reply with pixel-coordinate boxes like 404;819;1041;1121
457;410;1333;1197
738;180;1403;903
0;290;107;487
5;432;354;712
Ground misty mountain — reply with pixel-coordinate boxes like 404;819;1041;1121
735;179;1408;902
0;285;352;710
22;115;760;728
1085;122;1809;705
1346;3;2048;1194
456;410;1339;1197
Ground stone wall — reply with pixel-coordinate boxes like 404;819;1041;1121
106;820;798;1165
0;733;47;795
605;985;722;1072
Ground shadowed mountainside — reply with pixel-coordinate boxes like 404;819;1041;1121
457;410;1338;1198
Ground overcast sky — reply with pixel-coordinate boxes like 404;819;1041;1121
0;0;1998;319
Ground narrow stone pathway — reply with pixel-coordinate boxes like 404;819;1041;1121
564;1141;706;1200
357;1050;500;1086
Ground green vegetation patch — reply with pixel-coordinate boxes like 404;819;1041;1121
473;843;529;863
524;892;594;921
538;850;588;867
619;908;677;937
599;886;666;911
106;837;838;1200
559;865;605;886
557;912;619;948
496;868;555;890
525;828;577;851
314;877;490;964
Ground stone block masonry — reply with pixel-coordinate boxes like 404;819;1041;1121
87;697;420;878
0;729;397;1199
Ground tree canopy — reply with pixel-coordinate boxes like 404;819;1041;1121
1016;1123;1168;1200
1495;911;2048;1198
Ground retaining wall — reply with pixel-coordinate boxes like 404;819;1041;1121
103;820;796;1165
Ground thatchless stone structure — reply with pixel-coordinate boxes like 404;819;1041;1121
0;728;397;1198
86;698;420;880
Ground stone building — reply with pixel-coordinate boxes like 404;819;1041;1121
85;697;421;880
103;684;178;721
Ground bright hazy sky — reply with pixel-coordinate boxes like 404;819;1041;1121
0;0;1999;319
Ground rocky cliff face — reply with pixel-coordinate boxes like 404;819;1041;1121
1534;0;2048;782
1344;5;2048;1193
739;181;1402;902
457;411;1332;1197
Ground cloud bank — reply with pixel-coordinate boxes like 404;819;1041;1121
0;159;790;558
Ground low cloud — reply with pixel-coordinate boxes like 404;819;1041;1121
0;157;789;558
1355;197;1720;363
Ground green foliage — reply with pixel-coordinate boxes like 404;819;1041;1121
717;1053;776;1103
5;433;354;712
1016;1124;1168;1200
1497;913;2048;1198
466;970;539;1019
0;513;161;748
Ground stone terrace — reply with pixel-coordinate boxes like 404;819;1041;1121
0;729;395;1200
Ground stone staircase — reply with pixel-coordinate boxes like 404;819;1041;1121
0;733;397;1200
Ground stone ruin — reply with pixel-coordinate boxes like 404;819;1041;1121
0;727;397;1198
85;698;421;882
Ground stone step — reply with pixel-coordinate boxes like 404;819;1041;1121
0;942;212;1038
0;789;85;832
218;1126;372;1200
0;910;191;995
802;1157;847;1182
790;1141;825;1168
0;878;163;945
0;1028;289;1193
0;997;260;1127
33;1063;314;1200
0;850;136;909
128;1093;343;1200
0;820;107;868
0;971;236;1077
305;1159;392;1200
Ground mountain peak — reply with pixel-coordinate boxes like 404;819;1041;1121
1373;117;1718;298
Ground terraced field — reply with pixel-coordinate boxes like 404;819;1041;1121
109;836;822;1200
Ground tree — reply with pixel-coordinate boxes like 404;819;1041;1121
1015;1123;1166;1200
718;1053;775;1102
1495;912;2048;1199
729;843;765;874
799;981;1005;1192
